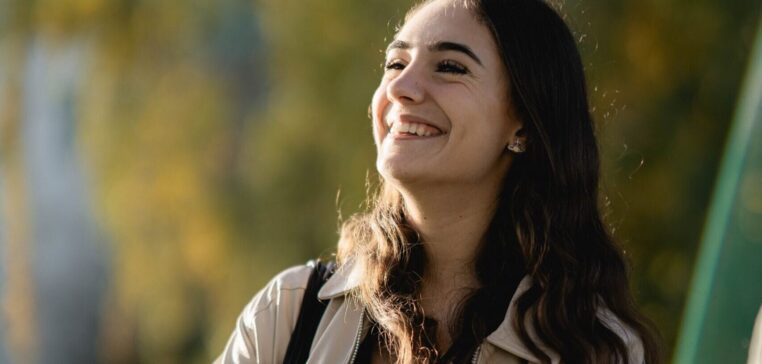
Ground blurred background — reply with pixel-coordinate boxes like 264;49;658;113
0;0;760;363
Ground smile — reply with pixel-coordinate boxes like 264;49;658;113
388;121;445;137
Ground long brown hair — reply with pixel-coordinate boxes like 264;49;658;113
338;0;660;363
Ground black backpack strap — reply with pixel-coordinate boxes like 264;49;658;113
283;259;337;364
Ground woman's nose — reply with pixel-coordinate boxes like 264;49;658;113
386;64;425;104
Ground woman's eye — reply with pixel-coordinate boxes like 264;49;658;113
437;60;469;75
384;60;405;71
383;59;469;75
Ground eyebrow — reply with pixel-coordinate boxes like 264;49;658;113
386;40;484;66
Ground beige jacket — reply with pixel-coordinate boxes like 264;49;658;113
216;262;644;363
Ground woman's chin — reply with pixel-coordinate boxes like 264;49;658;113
376;157;428;185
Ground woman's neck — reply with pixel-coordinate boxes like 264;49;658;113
398;181;500;289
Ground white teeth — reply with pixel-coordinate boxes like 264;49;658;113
389;121;442;137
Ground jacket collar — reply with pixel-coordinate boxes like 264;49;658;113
317;260;558;363
317;260;364;300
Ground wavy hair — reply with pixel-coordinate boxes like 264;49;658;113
338;0;660;363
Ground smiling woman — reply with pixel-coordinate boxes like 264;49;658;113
216;0;660;363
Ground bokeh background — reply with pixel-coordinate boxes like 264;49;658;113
0;0;761;363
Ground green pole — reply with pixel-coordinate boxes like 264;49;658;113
673;13;762;364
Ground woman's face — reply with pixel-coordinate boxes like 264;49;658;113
371;0;521;189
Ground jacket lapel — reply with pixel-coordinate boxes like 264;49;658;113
306;295;366;364
316;261;559;363
485;275;560;363
317;260;362;300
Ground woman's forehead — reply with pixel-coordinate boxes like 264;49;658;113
397;2;485;44
392;0;497;64
404;0;478;22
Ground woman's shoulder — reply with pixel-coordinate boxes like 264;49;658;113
263;264;314;291
215;265;314;364
241;264;314;319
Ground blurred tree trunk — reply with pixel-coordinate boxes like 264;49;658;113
23;34;110;364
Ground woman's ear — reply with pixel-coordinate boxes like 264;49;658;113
506;126;527;154
504;100;527;153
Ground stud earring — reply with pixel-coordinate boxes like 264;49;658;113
507;139;526;153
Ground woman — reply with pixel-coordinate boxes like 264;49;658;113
217;0;660;362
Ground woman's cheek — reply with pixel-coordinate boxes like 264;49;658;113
373;88;395;141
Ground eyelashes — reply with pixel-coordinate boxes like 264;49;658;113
436;60;469;74
383;59;470;75
383;60;405;71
